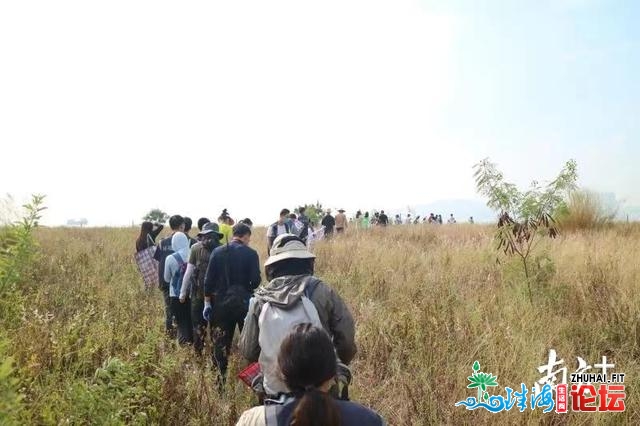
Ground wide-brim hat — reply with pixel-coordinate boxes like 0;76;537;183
197;222;224;239
265;233;316;267
338;209;345;213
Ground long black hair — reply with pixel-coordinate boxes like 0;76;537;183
136;221;154;251
278;324;340;426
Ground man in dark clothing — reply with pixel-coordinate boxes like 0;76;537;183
378;210;389;227
321;209;336;238
154;215;185;336
296;206;311;243
203;223;261;380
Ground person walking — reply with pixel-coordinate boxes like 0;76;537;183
267;209;292;252
321;209;336;238
203;223;261;383
239;234;356;399
154;215;185;337
237;324;384;426
180;222;224;359
335;209;347;234
164;232;193;345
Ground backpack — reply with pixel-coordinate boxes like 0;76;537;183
257;277;323;397
169;252;187;298
213;243;250;319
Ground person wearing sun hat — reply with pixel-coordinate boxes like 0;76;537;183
179;222;224;359
239;233;357;398
335;209;347;234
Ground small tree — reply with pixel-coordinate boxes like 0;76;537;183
474;158;578;303
143;209;169;224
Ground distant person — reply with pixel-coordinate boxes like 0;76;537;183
335;209;347;234
237;324;382;426
239;234;356;398
394;214;402;225
296;207;311;243
288;213;303;237
372;212;379;226
136;221;163;253
267;209;292;252
197;217;211;232
203;223;261;383
163;232;193;345
447;214;456;224
378;210;389;227
321;209;336;238
355;210;363;228
437;214;443;225
469;216;474;224
180;222;224;359
183;217;198;246
404;214;412;225
427;213;435;224
362;211;370;229
154;215;185;337
218;209;234;244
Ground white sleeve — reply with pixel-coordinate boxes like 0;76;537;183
180;263;196;299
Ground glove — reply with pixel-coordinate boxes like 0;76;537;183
203;301;213;322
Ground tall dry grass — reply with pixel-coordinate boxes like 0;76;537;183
2;224;640;425
558;190;617;231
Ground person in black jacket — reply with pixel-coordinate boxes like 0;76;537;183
321;209;336;238
203;223;261;382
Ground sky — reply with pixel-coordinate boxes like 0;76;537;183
1;0;638;226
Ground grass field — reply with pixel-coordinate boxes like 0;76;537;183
2;224;639;425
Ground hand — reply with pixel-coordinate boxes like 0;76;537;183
179;296;186;304
203;301;213;322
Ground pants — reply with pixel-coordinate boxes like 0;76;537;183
191;297;215;363
336;227;344;234
211;307;247;377
170;297;193;345
161;286;175;333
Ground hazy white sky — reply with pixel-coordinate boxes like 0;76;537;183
1;0;638;226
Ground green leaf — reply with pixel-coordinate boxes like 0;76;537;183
473;361;480;372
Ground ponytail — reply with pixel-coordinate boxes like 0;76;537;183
290;388;340;426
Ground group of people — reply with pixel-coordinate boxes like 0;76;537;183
315;209;475;233
135;209;385;425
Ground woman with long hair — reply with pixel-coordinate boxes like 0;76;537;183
135;221;163;252
237;323;385;426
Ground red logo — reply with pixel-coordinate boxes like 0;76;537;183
570;384;626;412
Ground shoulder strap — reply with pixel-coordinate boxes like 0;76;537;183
265;404;283;426
303;276;321;299
224;242;231;291
172;252;185;266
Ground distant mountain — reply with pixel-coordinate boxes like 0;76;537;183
390;199;497;223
